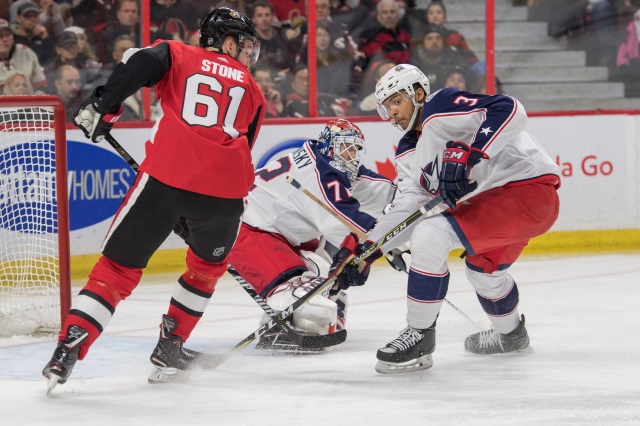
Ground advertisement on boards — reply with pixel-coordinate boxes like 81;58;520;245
62;113;639;255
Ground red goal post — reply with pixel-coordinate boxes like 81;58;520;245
0;95;71;336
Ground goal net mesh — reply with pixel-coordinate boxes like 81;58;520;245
0;106;64;336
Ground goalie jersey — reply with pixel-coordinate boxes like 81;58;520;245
243;141;396;248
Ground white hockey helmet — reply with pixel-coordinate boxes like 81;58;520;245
375;64;430;131
317;119;366;181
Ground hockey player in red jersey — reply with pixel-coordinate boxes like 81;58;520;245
42;7;266;391
227;119;395;351
330;64;561;373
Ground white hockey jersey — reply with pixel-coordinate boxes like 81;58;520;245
243;141;396;248
370;88;561;250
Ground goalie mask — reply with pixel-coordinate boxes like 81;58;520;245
317;119;366;182
199;7;260;65
375;64;430;131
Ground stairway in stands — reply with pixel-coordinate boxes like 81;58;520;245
445;0;639;111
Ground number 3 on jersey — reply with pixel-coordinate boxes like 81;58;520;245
182;74;246;138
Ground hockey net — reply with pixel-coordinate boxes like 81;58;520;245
0;96;71;336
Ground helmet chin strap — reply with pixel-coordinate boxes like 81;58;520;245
394;96;421;132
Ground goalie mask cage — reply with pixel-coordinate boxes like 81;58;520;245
0;96;71;336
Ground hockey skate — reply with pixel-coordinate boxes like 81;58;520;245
42;325;89;394
148;315;198;384
464;315;531;355
375;325;436;374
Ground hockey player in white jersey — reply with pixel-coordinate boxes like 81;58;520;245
329;64;561;373
227;119;396;350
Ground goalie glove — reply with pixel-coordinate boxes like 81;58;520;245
329;233;382;290
439;141;486;209
74;86;122;143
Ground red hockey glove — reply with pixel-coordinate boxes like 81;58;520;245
439;141;486;209
329;233;382;290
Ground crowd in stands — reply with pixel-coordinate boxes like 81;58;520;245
529;0;640;96
1;0;639;120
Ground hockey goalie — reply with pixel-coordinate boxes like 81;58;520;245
226;119;396;351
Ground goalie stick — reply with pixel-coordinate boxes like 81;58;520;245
167;194;446;374
226;265;347;349
285;174;366;240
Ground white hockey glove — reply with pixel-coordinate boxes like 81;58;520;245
74;86;122;143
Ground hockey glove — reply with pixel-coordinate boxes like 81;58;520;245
439;141;486;209
329;233;382;290
384;243;411;272
74;86;122;143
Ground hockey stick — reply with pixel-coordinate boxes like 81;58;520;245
285;174;366;240
288;173;473;326
226;265;347;349
104;133;139;172
194;195;445;371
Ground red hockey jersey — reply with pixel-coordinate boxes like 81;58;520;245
139;41;266;198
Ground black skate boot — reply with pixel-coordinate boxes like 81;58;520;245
464;314;530;355
42;325;89;394
148;315;197;383
375;324;436;374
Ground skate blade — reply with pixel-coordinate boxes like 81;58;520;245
148;366;179;384
465;345;534;356
375;354;433;374
45;374;61;395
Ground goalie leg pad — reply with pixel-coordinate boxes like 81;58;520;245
266;275;338;335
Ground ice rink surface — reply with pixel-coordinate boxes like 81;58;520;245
1;253;639;425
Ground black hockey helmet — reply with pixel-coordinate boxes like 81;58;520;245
199;7;260;64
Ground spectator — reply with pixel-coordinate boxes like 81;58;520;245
357;58;397;113
43;30;102;91
2;71;34;95
11;1;56;67
616;8;640;96
271;0;307;27
150;0;204;41
310;0;362;68
64;26;97;63
110;34;135;66
528;0;588;38
443;66;468;91
100;0;140;63
253;64;284;118
410;24;471;91
203;0;249;15
49;64;86;121
297;22;353;98
251;1;297;76
93;33;135;88
584;0;620;66
354;0;411;75
32;0;66;40
96;34;149;120
419;1;484;76
284;65;352;117
70;0;117;29
0;18;47;92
